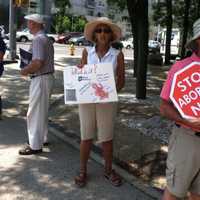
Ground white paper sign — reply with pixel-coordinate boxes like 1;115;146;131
63;63;118;104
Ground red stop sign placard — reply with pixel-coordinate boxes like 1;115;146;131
170;62;200;119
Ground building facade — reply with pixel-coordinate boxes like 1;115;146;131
0;0;9;32
68;0;108;21
69;0;131;37
0;0;132;37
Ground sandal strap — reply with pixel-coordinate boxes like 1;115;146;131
74;171;87;187
104;169;122;186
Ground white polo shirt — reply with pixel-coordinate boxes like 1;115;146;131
31;30;54;76
86;46;120;75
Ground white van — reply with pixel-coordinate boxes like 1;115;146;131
159;28;180;56
122;37;133;49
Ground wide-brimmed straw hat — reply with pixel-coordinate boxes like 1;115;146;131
185;18;200;50
84;17;122;43
24;13;45;24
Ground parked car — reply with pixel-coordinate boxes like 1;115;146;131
56;32;83;44
148;40;161;53
111;41;123;50
0;25;5;38
6;28;58;43
121;37;133;49
46;33;58;43
15;28;33;42
68;35;92;46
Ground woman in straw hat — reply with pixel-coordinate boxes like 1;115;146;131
160;18;200;200
75;17;125;187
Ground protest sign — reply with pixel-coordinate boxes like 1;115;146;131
170;62;200;119
63;63;118;104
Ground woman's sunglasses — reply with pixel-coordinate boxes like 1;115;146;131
95;28;111;34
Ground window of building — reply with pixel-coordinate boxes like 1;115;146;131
88;10;94;16
97;12;102;17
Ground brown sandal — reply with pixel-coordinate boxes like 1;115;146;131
19;145;42;155
104;169;122;187
74;172;87;187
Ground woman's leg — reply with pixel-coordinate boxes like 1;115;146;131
76;104;96;187
80;139;93;173
75;139;93;187
102;140;121;186
102;140;113;173
97;103;117;172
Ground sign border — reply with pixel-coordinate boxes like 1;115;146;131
170;61;200;119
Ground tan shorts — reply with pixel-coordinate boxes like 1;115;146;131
166;126;200;198
78;103;117;142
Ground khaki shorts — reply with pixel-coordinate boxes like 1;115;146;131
166;126;200;198
78;103;117;142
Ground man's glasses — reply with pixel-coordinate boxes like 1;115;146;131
95;28;111;34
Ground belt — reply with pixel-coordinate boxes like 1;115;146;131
175;123;200;137
30;72;53;79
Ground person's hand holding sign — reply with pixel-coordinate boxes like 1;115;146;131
182;117;200;132
77;64;84;69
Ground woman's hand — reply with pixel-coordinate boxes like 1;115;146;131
76;64;84;69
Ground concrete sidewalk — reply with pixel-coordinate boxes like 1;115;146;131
0;115;158;200
0;60;166;199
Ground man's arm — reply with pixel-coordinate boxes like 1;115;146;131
116;51;125;92
160;99;200;131
20;59;44;76
160;99;183;123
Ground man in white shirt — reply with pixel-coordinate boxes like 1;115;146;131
19;14;54;155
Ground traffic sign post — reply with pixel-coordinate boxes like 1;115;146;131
14;0;29;7
9;0;16;61
170;62;200;119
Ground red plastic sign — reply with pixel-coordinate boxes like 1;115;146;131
170;62;200;119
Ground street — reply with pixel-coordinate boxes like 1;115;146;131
14;42;134;60
0;116;149;200
0;58;160;199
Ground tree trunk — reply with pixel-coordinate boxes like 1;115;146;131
127;0;137;77
197;0;200;18
164;0;172;65
135;0;149;99
181;0;191;59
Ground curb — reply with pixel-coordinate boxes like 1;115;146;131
49;125;162;200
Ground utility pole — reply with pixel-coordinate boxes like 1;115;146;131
39;0;45;14
38;0;51;32
9;0;17;60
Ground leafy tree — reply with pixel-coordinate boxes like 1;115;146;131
107;0;149;99
152;0;200;59
165;0;172;65
52;0;71;33
152;1;166;27
195;0;200;18
54;15;71;34
54;0;71;14
73;17;87;32
181;0;191;58
132;0;148;99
